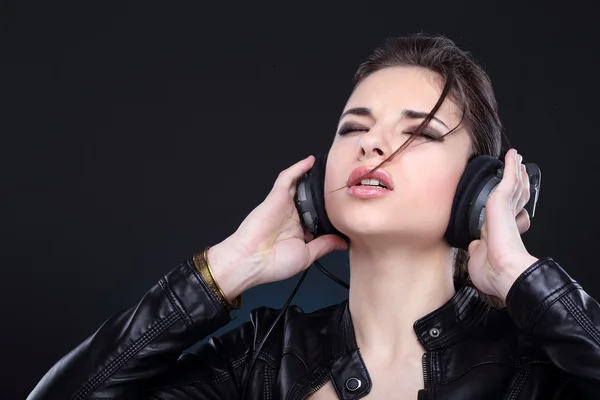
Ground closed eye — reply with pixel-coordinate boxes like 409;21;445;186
403;129;445;142
337;123;445;142
337;123;369;136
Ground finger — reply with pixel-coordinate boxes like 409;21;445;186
306;234;348;266
273;155;315;193
515;208;531;234
468;239;481;255
495;149;520;202
516;163;531;213
513;152;524;205
467;239;487;263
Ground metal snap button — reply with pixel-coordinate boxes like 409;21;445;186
345;377;362;392
429;327;440;338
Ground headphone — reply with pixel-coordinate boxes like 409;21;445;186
295;153;541;250
240;152;541;399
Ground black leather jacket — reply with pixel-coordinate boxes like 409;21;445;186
28;256;600;399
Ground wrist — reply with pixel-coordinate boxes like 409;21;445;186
205;239;258;301
492;253;540;302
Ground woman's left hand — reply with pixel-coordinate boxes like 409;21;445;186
467;148;540;305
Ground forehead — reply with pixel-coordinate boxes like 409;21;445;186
345;66;461;124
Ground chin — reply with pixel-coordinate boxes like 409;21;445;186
328;207;398;239
327;203;445;247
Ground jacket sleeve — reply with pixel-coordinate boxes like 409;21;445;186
506;257;600;398
27;258;253;400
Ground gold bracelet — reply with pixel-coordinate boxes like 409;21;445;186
193;247;242;311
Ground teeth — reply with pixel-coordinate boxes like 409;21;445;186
360;178;387;188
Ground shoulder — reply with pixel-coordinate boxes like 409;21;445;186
467;305;547;363
196;301;342;363
247;302;341;354
249;302;340;337
241;301;342;374
150;302;342;390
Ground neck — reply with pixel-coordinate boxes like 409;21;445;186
347;239;456;366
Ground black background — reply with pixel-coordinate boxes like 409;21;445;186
2;1;599;398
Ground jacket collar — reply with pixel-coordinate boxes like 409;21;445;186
322;284;490;398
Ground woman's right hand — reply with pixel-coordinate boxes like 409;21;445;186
206;155;348;300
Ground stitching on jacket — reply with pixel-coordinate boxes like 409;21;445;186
526;283;578;329
257;350;278;369
263;365;274;400
435;303;490;349
147;351;250;391
283;345;305;358
455;289;474;318
159;279;192;327
158;370;232;388
505;258;549;306
282;348;309;372
282;344;312;364
439;356;548;385
72;311;180;400
561;293;600;346
263;366;269;399
231;352;250;370
433;351;442;386
212;335;246;396
506;365;531;400
438;351;444;385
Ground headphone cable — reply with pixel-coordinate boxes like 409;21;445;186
239;259;348;399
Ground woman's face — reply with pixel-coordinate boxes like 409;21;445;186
324;66;472;247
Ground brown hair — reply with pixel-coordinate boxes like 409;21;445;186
348;33;504;301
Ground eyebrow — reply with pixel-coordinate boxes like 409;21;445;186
339;107;449;129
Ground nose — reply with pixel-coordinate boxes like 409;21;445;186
358;131;388;161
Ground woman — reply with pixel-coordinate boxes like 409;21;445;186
29;34;600;399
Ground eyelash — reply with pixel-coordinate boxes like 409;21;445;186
337;124;444;142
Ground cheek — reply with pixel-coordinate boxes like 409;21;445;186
323;159;344;212
410;168;463;222
406;144;466;202
324;162;341;194
323;146;350;193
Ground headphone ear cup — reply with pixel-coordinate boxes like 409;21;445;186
445;155;504;250
295;155;348;241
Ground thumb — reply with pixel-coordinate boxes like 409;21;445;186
468;239;481;256
306;235;348;266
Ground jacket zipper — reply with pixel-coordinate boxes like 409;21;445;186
292;370;331;400
305;372;331;398
422;352;429;388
